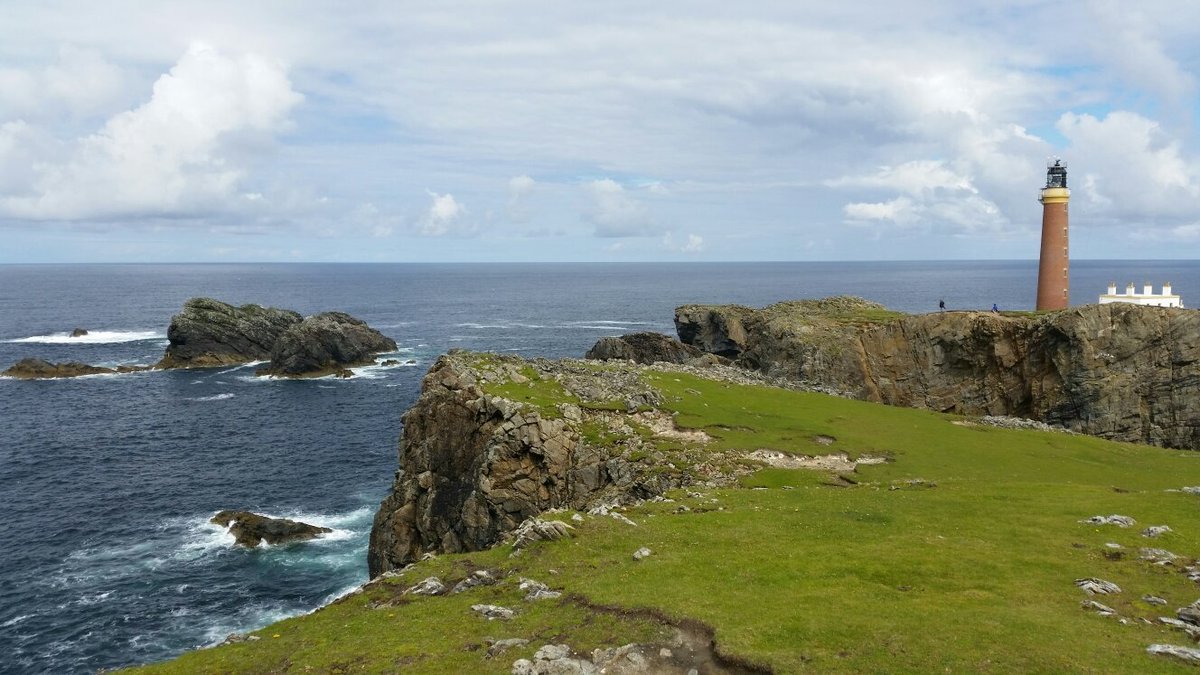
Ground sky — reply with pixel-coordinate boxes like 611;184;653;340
1;1;1199;263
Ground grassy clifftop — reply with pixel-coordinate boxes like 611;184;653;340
134;355;1200;673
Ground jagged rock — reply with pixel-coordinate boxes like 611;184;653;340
585;332;713;365
157;297;302;369
633;547;652;561
1159;618;1200;639
368;353;697;577
1143;525;1172;538
1075;578;1122;595
1147;644;1200;664
1144;595;1168;606
675;298;1200;450
69;328;88;337
1081;600;1117;616
487;638;530;658
451;570;497;594
257;312;397;377
405;576;446;596
512;518;574;550
1080;515;1136;527
471;604;515;620
519;578;562;601
512;645;598;675
1179;603;1200;626
209;510;332;547
1140;548;1179;564
2;358;117;379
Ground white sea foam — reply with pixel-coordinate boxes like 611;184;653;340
4;330;164;344
454;322;509;329
187;393;235;402
2;615;32;627
569;320;650;325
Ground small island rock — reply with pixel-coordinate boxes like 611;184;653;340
157;298;303;369
69;328;88;337
2;358;115;379
210;510;332;547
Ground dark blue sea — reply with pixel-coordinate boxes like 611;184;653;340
1;261;1197;673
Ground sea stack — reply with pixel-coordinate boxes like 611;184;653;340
1036;158;1070;311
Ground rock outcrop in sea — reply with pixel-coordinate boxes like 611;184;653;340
256;312;398;378
210;510;332;547
4;297;396;379
156;298;304;369
675;296;1200;450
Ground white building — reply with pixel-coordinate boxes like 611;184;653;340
1099;282;1183;308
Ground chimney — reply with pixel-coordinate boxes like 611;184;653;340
1126;283;1135;295
1107;282;1117;295
1144;283;1153;296
1164;282;1173;295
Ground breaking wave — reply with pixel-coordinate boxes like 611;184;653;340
4;330;164;345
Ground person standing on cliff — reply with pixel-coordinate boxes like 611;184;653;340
939;299;945;312
992;303;999;313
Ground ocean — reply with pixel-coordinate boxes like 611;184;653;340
1;260;1197;673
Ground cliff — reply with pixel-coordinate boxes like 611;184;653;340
367;351;761;577
675;297;1200;449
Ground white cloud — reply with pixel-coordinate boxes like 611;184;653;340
1;42;302;221
507;174;536;222
418;191;472;236
583;178;657;237
662;231;704;254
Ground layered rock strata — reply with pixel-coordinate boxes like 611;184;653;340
675;297;1200;449
156;298;303;369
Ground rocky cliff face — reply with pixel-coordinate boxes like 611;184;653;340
584;331;717;365
157;298;303;369
675;297;1200;449
367;352;755;577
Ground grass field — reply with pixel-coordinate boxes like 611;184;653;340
132;365;1200;673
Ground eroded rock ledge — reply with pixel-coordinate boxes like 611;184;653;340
367;351;768;577
675;297;1200;450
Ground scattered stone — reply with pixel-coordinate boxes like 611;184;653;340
1182;487;1200;495
471;604;515;620
486;638;530;658
451;570;497;594
1159;618;1200;639
1178;603;1200;626
1080;515;1136;527
405;577;446;596
1075;577;1122;595
571;513;584;523
512;518;574;550
511;644;598;675
748;449;887;472
518;578;562;601
978;416;1073;433
1140;548;1179;564
1142;525;1173;538
1080;600;1117;616
209;510;332;547
1143;595;1168;606
1147;643;1200;664
633;547;653;561
1104;542;1124;549
609;512;638;527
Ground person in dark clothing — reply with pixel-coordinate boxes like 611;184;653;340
992;303;999;313
939;299;945;311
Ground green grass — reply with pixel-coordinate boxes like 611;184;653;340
131;366;1200;673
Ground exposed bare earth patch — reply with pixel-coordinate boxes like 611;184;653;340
633;410;712;444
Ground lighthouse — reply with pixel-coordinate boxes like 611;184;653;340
1036;158;1070;310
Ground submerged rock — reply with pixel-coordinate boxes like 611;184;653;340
69;328;88;337
210;510;332;547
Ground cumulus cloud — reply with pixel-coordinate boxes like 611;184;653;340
418;191;473;236
834;161;1007;234
507;174;536;222
1057;111;1200;223
0;42;302;221
583;178;658;237
662;231;704;254
0;45;128;120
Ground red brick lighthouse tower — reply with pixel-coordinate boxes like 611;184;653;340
1036;158;1070;310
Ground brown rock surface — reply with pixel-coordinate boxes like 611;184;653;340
210;510;332;547
2;358;116;379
